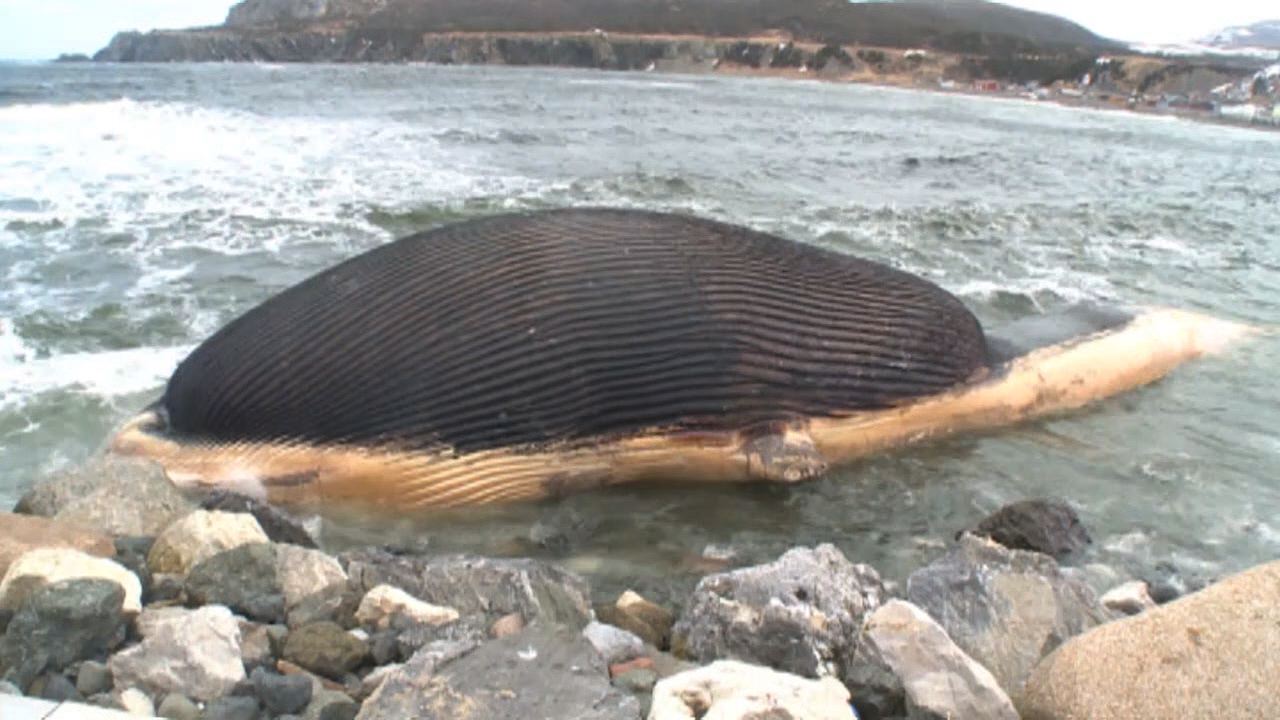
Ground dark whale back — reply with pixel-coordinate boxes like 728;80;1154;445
162;209;989;452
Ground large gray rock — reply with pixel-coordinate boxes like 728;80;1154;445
905;534;1106;695
965;499;1091;559
186;543;286;623
16;456;195;536
342;550;592;628
358;626;636;720
649;660;854;720
846;600;1017;720
1019;559;1280;720
672;544;884;680
0;579;126;691
109;605;245;701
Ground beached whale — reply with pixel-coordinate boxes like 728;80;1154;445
110;208;1252;510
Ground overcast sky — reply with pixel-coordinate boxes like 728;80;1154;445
1;0;1277;60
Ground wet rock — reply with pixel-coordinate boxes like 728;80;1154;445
0;512;116;578
672;544;884;680
965;499;1091;558
200;491;318;548
650;660;854;720
283;622;368;679
0;547;142;613
846;599;1017;720
1100;580;1156;616
77;660;113;696
186;543;285;623
354;584;459;630
148;510;269;576
35;672;81;702
0;578;126;690
16;456;195;536
158;692;201;720
343;550;593;629
599;590;675;649
1019;559;1280;720
489;611;524;638
119;686;156;715
583;621;646;665
252;666;313;715
203;695;262;720
110;605;245;701
906;534;1107;695
357;626;635;719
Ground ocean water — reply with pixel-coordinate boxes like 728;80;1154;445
2;62;1278;601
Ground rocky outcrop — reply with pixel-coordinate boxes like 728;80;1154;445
905;534;1106;695
672;544;884;681
1018;560;1280;720
649;660;854;720
846;600;1018;720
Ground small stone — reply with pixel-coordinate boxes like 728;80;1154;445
368;630;399;666
77;660;113;696
36;672;82;702
286;582;360;629
1100;580;1157;616
0;512;115;578
354;584;459;630
283;621;369;679
0;547;141;613
303;689;358;720
202;695;261;720
251;666;313;715
489;611;524;638
119;686;156;716
240;621;275;670
266;624;290;657
609;656;655;677
0;578;127;690
109;605;245;702
582;621;645;666
150;573;185;603
147;510;269;576
611;667;657;693
649;660;854;720
613;590;675;648
199;491;318;548
158;692;201;720
965;499;1091;558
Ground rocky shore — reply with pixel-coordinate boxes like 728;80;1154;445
2;456;1277;719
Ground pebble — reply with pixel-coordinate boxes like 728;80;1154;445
283;621;369;679
36;672;82;702
1101;580;1158;616
252;666;313;715
77;660;113;696
157;692;201;720
489;612;524;638
119;687;156;716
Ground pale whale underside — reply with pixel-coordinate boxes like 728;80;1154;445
111;209;1252;509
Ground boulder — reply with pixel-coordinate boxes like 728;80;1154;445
672;544;884;680
109;605;245;701
17;456;195;536
199;491;318;548
598;590;675;648
283;622;368;679
0;513;115;578
965;499;1091;558
147;510;269;576
353;584;458;631
357;626;636;720
583;621;646;666
1019;560;1280;720
0;579;127;690
846;600;1017;720
186;543;286;623
0;547;141;613
342;550;592;628
906;534;1106;695
1099;581;1156;616
649;660;854;720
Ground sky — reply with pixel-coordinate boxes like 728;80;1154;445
0;0;1277;60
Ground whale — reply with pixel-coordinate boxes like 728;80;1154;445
110;208;1253;510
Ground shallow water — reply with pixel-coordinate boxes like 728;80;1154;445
2;62;1278;602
